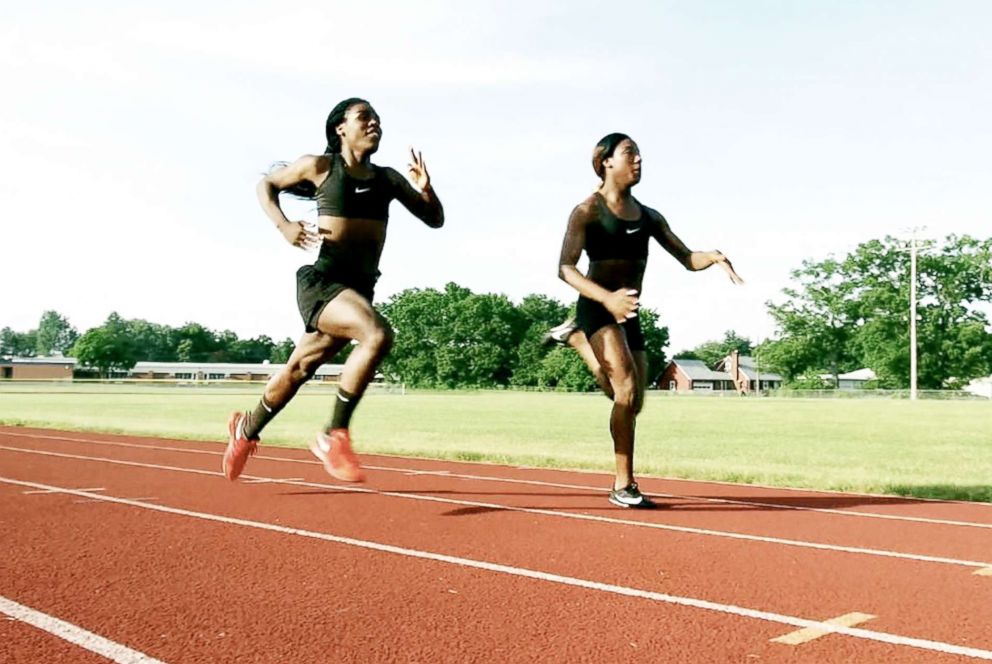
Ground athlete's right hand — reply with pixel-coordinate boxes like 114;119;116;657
280;221;321;251
604;288;639;323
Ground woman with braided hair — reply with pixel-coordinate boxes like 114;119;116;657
223;98;444;482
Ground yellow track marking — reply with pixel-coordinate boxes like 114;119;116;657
772;612;876;645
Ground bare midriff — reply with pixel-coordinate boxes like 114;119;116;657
587;258;647;294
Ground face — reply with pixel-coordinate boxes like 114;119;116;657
604;138;642;186
337;103;382;154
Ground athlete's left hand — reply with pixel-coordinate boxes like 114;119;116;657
408;147;431;191
713;251;745;285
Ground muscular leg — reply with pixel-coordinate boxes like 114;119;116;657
314;289;394;398
588;325;638;490
241;331;346;439
567;330;614;399
265;333;347;405
632;350;647;415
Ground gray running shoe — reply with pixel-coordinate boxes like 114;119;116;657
542;318;577;347
608;482;657;509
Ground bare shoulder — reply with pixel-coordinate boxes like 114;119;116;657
639;202;666;223
270;153;330;181
380;165;405;184
569;194;600;222
304;153;333;178
639;203;670;231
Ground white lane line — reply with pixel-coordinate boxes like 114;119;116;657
23;487;105;495
1;476;990;662
1;444;990;572
0;594;166;664
6;431;990;530
772;612;876;645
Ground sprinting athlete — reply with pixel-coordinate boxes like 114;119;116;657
223;98;444;482
553;132;743;508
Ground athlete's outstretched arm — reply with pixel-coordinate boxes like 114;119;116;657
257;155;324;250
386;148;444;228
558;201;639;323
647;209;744;284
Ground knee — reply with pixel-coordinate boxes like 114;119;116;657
282;359;312;385
286;353;324;383
611;376;638;408
363;323;394;356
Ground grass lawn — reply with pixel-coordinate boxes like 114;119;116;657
1;382;990;501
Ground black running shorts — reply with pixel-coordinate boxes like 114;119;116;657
575;295;645;351
296;263;377;333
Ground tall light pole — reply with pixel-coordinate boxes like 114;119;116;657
909;230;918;401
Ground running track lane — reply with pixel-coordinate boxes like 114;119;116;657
6;428;992;564
1;429;990;662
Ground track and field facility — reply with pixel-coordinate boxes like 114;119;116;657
2;382;991;661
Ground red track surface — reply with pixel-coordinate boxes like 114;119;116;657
2;425;991;663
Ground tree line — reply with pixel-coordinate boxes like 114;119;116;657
5;233;990;390
1;284;671;390
761;234;992;389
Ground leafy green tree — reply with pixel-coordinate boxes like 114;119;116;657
380;283;527;388
379;285;452;387
510;294;571;388
35;311;78;356
637;308;671;384
69;313;137;377
225;334;276;363
766;234;992;388
125;319;178;361
767;257;859;383
174;323;222;362
538;346;598;391
846;235;992;388
1;327;37;357
269;337;296;364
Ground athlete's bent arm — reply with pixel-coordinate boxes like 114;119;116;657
256;155;325;250
385;148;444;228
558;202;639;322
647;209;744;284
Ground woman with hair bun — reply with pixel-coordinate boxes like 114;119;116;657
223;98;444;483
550;133;743;508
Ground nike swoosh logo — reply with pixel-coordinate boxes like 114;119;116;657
625;226;641;234
355;187;372;193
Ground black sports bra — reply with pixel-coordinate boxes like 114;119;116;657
584;193;650;261
315;154;394;221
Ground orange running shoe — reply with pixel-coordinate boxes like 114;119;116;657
310;428;365;482
223;411;259;481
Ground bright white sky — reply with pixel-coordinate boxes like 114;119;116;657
3;1;990;353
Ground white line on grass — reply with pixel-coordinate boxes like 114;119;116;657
2;444;990;572
0;595;165;664
1;476;990;662
5;430;989;530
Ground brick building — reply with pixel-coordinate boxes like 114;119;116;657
0;356;77;380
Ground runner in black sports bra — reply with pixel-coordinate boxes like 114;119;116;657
221;98;444;484
315;152;393;221
556;132;744;509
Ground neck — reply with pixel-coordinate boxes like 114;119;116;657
598;180;632;203
339;147;371;168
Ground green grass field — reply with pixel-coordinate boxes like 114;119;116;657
1;382;990;502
